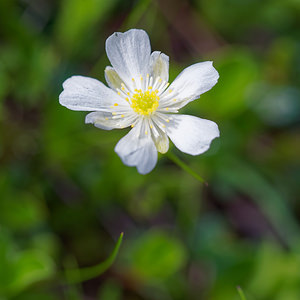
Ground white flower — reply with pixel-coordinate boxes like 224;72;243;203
59;29;220;174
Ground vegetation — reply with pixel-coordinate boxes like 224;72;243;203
0;0;300;299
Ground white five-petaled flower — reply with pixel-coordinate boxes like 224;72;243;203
59;29;220;174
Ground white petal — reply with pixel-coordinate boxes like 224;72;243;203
85;111;136;130
105;29;151;88
153;131;169;154
149;122;169;154
59;76;126;111
162;61;219;109
150;51;169;82
166;114;219;155
114;123;158;174
104;66;123;90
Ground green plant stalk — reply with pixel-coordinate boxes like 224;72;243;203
237;286;247;300
166;152;206;184
64;232;124;284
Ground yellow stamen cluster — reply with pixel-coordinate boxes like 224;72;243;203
130;88;159;115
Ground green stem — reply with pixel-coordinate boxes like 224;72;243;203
166;152;206;184
64;232;124;284
237;286;247;300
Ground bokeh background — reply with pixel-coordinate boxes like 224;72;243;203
1;0;300;299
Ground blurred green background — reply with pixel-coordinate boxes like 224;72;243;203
1;0;300;299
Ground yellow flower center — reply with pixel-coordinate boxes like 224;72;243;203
130;88;159;115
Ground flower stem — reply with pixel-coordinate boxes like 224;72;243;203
64;232;124;284
237;286;247;300
166;152;206;184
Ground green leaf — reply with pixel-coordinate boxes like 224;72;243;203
55;0;118;53
0;246;55;297
10;250;55;294
237;286;247;300
126;230;187;280
64;232;123;284
0;193;46;231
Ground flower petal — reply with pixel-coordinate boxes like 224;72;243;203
150;51;169;82
85;111;137;130
59;76;126;111
104;66;123;90
166;114;219;155
161;61;219;109
150;125;169;154
105;29;151;88
154;132;169;154
115;123;158;174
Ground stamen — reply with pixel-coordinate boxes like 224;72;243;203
130;89;160;116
